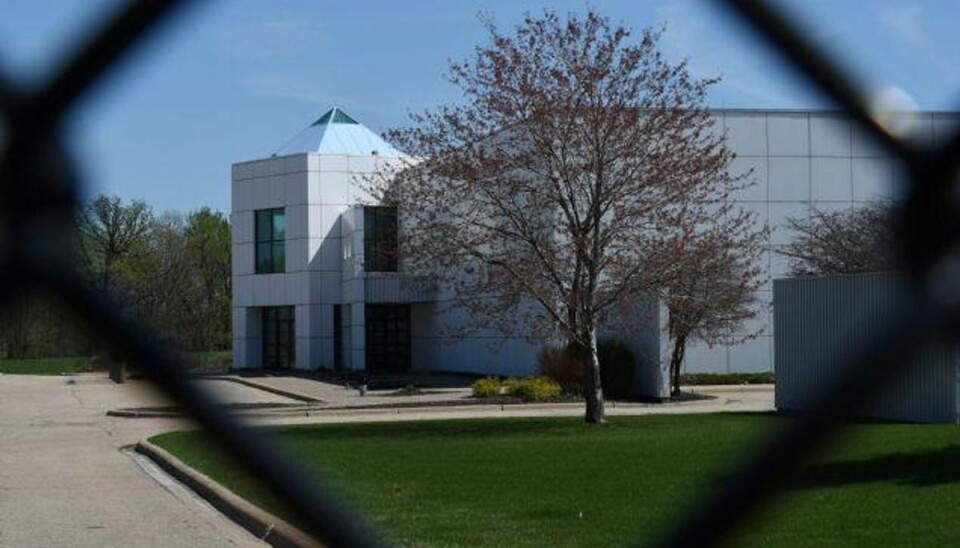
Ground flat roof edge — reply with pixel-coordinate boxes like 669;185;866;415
232;151;406;167
710;107;960;116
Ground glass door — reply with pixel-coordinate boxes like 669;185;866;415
262;306;294;369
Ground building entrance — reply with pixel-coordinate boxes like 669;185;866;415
365;304;411;372
262;306;294;369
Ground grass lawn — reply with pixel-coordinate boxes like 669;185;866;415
0;356;92;375
151;414;960;547
0;351;231;375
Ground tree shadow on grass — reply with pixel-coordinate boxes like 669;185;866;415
790;445;960;489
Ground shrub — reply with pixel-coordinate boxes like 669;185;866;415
471;377;503;398
598;339;635;400
507;376;562;402
537;339;637;399
536;345;584;395
501;377;523;394
473;376;563;402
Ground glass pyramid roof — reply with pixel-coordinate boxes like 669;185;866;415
274;107;402;157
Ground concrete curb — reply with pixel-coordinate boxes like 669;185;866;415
135;440;321;548
684;384;775;393
108;390;732;419
108;403;320;419
215;376;323;403
108;409;183;419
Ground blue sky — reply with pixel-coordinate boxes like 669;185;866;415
1;0;957;213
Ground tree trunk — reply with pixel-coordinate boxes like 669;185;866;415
669;333;687;397
582;327;606;424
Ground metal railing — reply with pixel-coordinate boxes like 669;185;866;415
1;1;957;547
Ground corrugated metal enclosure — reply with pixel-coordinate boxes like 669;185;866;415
775;272;959;423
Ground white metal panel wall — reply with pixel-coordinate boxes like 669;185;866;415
598;294;670;400
691;110;960;375
774;272;957;423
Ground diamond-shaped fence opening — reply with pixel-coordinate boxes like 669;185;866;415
2;1;959;547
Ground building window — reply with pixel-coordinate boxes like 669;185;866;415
364;206;398;272
333;304;344;371
262;306;294;369
365;304;410;372
255;208;285;274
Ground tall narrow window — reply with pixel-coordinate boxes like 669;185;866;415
333;305;343;371
255;208;285;274
364;206;398;272
262;306;294;369
365;304;410;372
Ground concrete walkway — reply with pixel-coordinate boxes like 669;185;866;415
190;378;303;406
216;374;475;408
108;373;774;421
0;374;266;548
218;374;774;420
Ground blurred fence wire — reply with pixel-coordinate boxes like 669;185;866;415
0;1;956;547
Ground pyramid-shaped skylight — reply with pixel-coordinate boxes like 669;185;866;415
313;109;358;125
275;107;402;157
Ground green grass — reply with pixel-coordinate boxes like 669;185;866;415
151;414;960;547
0;351;231;376
0;356;92;375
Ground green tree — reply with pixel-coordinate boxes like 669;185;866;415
183;208;232;354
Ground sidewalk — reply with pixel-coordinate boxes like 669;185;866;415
202;374;775;424
215;373;476;408
0;374;264;548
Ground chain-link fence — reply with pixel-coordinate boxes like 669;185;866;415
2;1;956;546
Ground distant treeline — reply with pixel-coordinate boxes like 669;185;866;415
0;196;231;359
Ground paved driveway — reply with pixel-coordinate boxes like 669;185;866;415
0;374;265;548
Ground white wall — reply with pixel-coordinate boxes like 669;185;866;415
231;152;382;369
409;300;542;376
684;110;960;375
775;272;957;423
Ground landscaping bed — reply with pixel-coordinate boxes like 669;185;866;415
681;372;775;385
150;414;960;547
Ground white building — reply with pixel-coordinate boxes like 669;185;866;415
685;109;957;374
233;108;408;372
232;108;564;381
231;107;958;377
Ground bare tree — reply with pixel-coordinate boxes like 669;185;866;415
370;11;752;423
665;222;767;396
79;195;153;295
132;212;191;339
0;296;92;358
778;203;894;276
